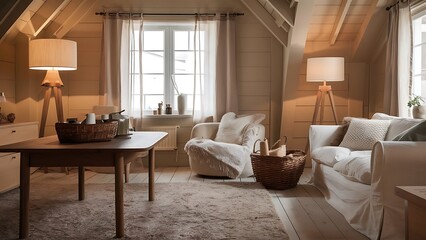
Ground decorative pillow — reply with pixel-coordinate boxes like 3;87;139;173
372;112;423;140
311;146;351;167
330;117;359;146
392;120;426;141
339;118;391;150
333;155;371;185
214;112;265;144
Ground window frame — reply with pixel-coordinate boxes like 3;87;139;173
138;23;197;115
411;4;426;99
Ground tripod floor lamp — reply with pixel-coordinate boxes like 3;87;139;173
29;39;77;137
307;57;345;125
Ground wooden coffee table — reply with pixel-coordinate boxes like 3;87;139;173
0;131;167;239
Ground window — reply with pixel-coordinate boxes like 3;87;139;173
130;23;206;115
412;6;426;98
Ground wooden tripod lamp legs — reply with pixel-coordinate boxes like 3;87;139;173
311;88;339;125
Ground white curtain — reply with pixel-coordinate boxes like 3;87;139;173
121;17;143;129
215;16;238;119
192;16;218;122
101;15;143;129
100;16;123;107
192;15;238;123
384;0;413;117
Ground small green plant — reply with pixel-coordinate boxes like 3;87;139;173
407;95;425;107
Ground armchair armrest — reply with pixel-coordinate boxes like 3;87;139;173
309;125;342;153
370;141;426;238
190;122;220;140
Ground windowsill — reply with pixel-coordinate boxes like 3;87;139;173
143;114;192;119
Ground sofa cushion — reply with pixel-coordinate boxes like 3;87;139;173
311;146;351;167
214;112;265;144
330;117;354;146
339;118;391;150
371;113;423;140
392;120;426;141
333;153;371;185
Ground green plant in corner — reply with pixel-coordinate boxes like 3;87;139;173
407;95;425;108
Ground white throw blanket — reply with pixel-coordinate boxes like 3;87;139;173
184;138;252;178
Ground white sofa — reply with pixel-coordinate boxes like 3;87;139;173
309;113;426;240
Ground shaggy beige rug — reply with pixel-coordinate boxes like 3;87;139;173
0;182;288;239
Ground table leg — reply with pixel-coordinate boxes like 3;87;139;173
114;154;124;238
148;149;155;201
78;166;85;201
20;153;30;239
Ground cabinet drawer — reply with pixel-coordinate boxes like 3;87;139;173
0;124;38;146
0;153;20;193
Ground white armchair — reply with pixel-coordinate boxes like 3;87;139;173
185;122;265;178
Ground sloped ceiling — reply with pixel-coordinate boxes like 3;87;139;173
0;0;98;44
0;0;33;43
0;0;393;60
243;0;392;60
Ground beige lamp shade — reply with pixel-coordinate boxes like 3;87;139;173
29;39;77;70
306;57;344;82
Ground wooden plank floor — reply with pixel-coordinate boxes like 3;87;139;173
29;167;369;240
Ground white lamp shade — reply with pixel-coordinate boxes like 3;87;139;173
29;39;77;71
306;57;344;82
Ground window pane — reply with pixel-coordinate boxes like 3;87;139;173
174;51;204;74
144;95;164;110
142;51;164;73
143;74;164;94
173;74;194;95
143;31;164;50
412;14;426;99
132;95;141;110
174;31;189;50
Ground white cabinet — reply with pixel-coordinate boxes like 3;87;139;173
0;122;38;193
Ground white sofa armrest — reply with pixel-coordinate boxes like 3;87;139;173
190;122;219;139
370;141;426;239
309;125;342;153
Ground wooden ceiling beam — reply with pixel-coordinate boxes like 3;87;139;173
23;0;71;37
241;0;288;46
45;0;98;39
0;0;32;43
268;0;295;27
329;0;352;45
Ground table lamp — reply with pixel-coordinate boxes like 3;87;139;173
306;57;344;125
29;39;77;137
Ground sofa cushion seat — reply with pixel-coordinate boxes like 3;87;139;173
333;151;372;185
311;146;351;167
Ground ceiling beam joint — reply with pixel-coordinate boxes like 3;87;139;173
329;0;352;45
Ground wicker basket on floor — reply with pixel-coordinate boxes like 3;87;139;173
250;150;306;190
55;121;118;143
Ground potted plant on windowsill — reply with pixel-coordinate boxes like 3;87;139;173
408;95;426;119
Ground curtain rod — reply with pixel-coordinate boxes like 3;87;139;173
386;0;423;11
386;1;399;11
95;12;244;17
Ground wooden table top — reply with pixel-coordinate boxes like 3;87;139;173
0;131;168;153
395;186;426;208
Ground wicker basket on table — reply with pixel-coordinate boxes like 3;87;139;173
55;121;118;143
250;150;306;190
